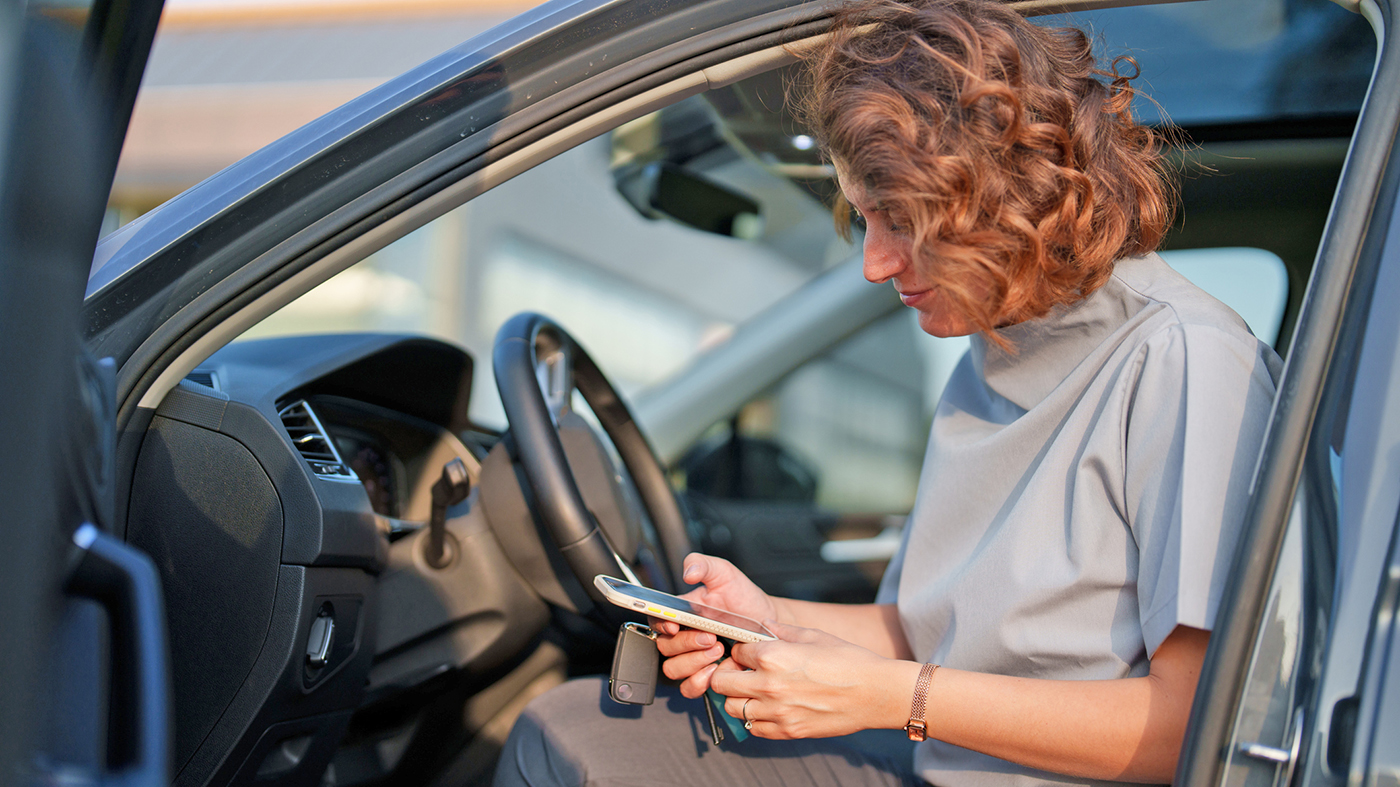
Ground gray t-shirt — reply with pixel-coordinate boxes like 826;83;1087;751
877;253;1282;787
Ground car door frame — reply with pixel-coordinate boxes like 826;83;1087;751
1175;0;1399;783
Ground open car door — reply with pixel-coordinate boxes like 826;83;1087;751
0;0;168;784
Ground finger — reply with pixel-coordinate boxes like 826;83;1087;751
654;629;717;657
729;641;774;670
680;553;707;585
723;696;754;723
678;661;719;699
707;659;758;697
749;721;788;740
764;620;827;644
660;644;725;681
649;617;681;636
681;553;736;587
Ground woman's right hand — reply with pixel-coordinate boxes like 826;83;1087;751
652;553;783;698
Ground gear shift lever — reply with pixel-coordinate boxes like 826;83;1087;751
426;458;471;569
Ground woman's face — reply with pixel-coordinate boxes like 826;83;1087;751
835;165;979;338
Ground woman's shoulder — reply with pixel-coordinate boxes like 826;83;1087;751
1108;250;1265;337
1109;252;1275;357
1099;254;1283;402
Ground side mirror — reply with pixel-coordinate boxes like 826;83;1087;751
616;162;763;239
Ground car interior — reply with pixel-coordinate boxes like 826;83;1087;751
83;0;1378;784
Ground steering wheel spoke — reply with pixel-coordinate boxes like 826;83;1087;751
532;330;573;424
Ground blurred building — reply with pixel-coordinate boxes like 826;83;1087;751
109;0;535;224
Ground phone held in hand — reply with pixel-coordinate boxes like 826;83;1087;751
594;575;777;643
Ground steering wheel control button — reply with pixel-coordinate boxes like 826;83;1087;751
306;613;335;668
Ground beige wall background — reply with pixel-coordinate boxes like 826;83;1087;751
111;0;539;220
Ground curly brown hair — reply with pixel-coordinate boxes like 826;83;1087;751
796;0;1176;342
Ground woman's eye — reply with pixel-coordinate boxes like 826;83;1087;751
849;208;868;233
876;206;907;234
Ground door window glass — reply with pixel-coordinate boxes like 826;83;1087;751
243;95;857;429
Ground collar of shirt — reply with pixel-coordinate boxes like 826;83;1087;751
970;254;1160;411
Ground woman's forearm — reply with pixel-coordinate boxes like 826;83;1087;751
860;626;1207;783
773;599;913;660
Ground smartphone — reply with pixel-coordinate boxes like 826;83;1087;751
594;575;777;643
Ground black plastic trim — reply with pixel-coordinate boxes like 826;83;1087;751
65;524;172;787
1177;114;1360;144
79;0;164;188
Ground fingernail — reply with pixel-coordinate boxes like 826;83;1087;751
698;633;715;646
684;565;698;581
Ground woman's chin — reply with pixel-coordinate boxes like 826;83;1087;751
915;309;976;339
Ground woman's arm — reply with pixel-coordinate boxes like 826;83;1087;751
776;598;913;660
709;623;1209;784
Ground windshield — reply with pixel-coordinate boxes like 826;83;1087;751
239;93;857;428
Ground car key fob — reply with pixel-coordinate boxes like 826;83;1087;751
610;622;659;705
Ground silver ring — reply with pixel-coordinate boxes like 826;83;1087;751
742;698;754;730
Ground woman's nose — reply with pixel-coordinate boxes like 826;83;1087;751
862;231;907;284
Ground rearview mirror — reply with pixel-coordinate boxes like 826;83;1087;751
616;162;763;239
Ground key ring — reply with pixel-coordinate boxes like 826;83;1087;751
742;698;755;730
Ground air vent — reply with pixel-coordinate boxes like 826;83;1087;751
185;369;218;390
278;400;356;481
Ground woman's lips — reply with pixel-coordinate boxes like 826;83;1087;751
898;288;932;307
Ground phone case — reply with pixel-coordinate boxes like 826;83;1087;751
594;575;776;643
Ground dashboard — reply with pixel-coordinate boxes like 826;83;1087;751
127;334;550;787
298;394;486;533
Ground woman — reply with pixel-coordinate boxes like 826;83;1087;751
494;0;1281;784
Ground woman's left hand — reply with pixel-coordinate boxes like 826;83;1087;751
708;621;919;739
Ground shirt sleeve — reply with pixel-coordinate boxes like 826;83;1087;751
874;527;908;604
1124;322;1280;656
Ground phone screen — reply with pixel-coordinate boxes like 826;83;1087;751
598;576;775;638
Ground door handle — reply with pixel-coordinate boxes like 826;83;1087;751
65;523;171;787
1236;707;1304;787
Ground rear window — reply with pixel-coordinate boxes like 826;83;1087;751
1034;0;1372;128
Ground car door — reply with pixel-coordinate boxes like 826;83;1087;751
0;0;169;782
1176;1;1400;784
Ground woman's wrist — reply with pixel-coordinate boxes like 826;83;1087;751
768;595;798;627
869;658;927;732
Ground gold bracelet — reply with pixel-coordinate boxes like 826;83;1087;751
905;663;939;742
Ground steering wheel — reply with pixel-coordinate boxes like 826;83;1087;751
492;312;693;605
